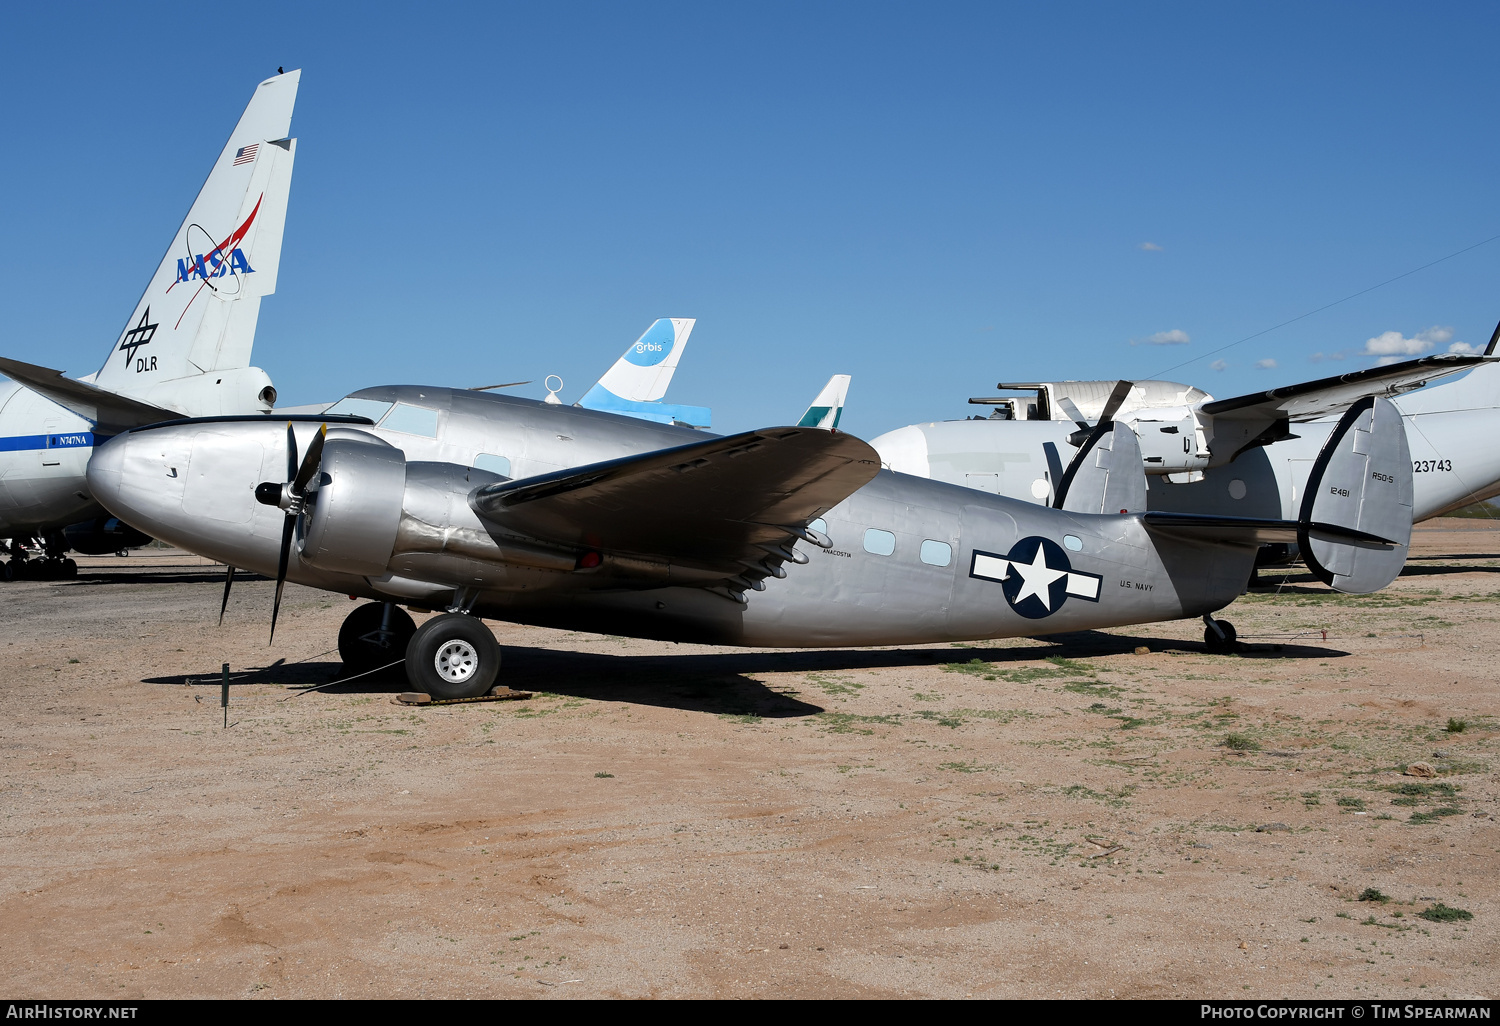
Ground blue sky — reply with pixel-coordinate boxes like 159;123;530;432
4;2;1499;437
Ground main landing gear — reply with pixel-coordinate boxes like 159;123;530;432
1;539;77;581
1203;614;1238;652
337;602;501;699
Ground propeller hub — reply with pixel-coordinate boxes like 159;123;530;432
254;482;285;508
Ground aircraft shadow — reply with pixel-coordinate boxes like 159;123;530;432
142;630;1347;717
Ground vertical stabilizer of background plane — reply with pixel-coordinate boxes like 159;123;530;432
576;318;711;427
90;69;300;417
797;374;851;430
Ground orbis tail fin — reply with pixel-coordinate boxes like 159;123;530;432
90;70;300;417
576;318;711;427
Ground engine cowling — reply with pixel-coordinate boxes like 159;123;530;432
298;432;406;575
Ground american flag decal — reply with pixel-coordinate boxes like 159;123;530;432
232;144;259;166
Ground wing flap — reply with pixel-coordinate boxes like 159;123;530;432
471;427;880;577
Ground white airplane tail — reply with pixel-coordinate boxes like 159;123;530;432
89;70;300;417
797;375;851;430
576;318;711;427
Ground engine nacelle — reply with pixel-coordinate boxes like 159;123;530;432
299;432;406;576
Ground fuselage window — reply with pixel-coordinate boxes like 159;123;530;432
474;453;511;478
381;403;440;438
920;539;952;567
325;397;393;422
1063;535;1083;551
863;528;896;556
809;518;828;535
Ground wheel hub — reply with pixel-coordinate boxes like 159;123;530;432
434;639;479;683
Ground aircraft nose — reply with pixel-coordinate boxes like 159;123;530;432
86;427;193;536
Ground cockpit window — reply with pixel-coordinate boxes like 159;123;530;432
325;397;394;422
381;403;440;438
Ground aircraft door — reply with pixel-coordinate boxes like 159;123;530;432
951;503;1021;637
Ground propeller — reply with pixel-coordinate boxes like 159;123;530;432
1053;380;1135;509
218;565;235;626
253;422;327;645
1061;380;1134;447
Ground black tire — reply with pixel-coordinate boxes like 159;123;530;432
338;602;417;674
61;558;77;578
404;613;500;699
1204;619;1238;651
0;560;10;582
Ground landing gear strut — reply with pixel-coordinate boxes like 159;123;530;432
337;602;417;674
1203;614;1238;652
404;613;501;699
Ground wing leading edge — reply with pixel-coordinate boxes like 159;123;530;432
471;427;880;587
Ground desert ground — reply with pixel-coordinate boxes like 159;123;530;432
1;520;1496;999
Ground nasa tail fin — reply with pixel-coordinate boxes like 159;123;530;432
1053;421;1147;514
1298;395;1413;594
576;318;711;428
89;70;300;418
797;375;851;430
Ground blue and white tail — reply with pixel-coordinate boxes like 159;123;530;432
88;70;300;417
576;318;711;428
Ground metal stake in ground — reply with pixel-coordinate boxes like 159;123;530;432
221;662;229;729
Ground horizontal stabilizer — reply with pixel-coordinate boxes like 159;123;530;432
1141;512;1392;548
471;427;880;576
0;356;176;434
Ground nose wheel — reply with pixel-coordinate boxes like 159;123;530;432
337;602;417;674
404;613;501;699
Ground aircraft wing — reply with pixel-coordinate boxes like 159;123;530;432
0;356;178;434
1200;354;1495;423
471;426;880;579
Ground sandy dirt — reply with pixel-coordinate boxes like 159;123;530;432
0;520;1496;999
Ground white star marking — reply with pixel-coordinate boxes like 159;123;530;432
1009;544;1069;610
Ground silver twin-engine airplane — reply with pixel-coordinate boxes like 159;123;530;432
87;376;1415;700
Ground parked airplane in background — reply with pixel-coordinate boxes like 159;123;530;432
0;70;300;578
873;349;1500;530
88;365;1412;698
575;318;710;427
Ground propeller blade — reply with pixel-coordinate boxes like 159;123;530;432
218;565;236;626
292;424;327;494
1097;379;1134;425
1055;396;1091;432
284;421;298;486
269;513;296;645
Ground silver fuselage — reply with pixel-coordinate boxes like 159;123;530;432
87;387;1254;648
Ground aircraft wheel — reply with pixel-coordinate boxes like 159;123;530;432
338;602;417;674
61;558;77;578
1203;619;1238;651
404;613;500;700
0;560;10;582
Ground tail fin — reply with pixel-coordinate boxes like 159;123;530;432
1054;422;1147;514
90;70;300;417
1298;395;1413;593
797;375;851;430
576;318;710;427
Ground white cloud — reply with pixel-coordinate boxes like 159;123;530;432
1255;358;1277;369
1210;360;1228;372
1364;325;1454;359
1139;242;1163;252
1448;341;1480;355
1131;328;1190;346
